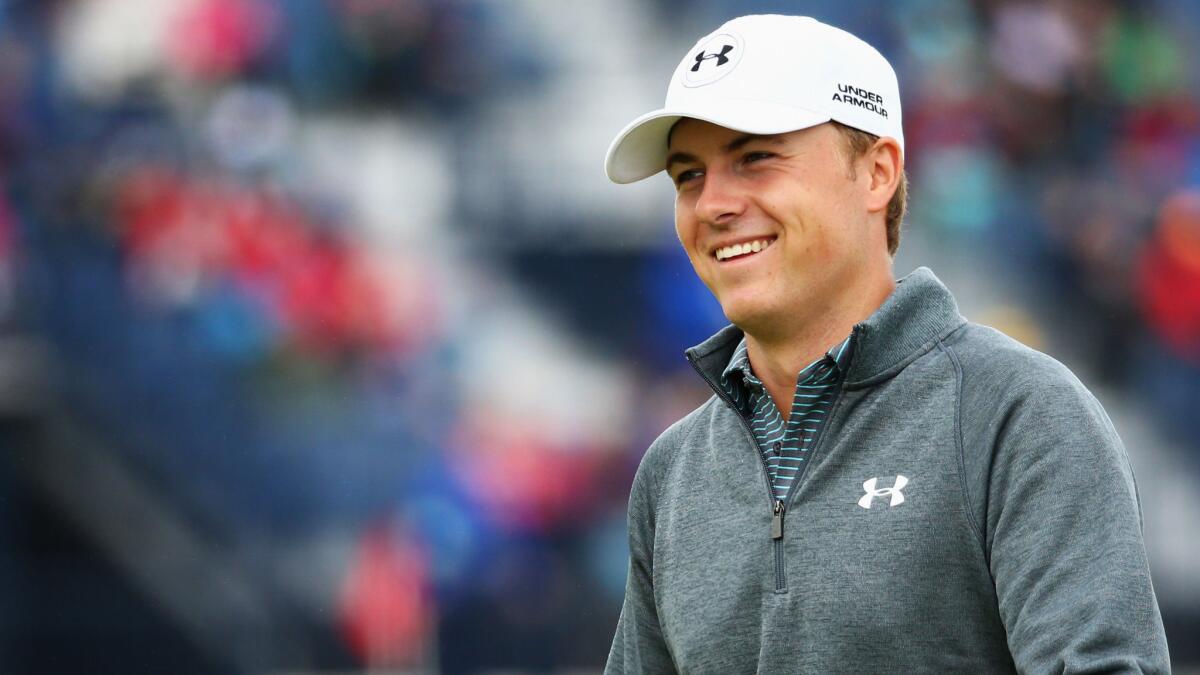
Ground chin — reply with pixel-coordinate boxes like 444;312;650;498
718;296;772;331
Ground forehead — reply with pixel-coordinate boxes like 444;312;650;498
667;118;746;151
665;118;837;166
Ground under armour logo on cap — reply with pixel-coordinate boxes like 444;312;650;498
681;31;743;87
691;44;734;71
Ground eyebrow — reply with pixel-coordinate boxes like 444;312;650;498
664;133;786;172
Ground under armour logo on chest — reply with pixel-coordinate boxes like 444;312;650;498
858;475;909;509
691;44;734;71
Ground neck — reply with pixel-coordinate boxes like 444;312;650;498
742;270;895;420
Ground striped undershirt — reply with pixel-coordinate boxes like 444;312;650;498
720;334;854;502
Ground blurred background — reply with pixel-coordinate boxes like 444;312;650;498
0;0;1197;672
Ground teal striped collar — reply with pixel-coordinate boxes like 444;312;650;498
721;334;854;391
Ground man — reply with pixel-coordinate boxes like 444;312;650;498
602;15;1170;674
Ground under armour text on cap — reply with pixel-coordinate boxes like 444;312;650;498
604;15;904;184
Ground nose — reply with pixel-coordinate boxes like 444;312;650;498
693;167;745;228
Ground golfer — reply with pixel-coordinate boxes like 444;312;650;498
602;14;1170;673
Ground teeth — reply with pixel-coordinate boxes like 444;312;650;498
715;238;774;261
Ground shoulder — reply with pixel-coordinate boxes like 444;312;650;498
635;396;718;484
941;321;1105;419
942;322;1137;549
630;395;720;509
943;321;1078;386
943;320;1134;496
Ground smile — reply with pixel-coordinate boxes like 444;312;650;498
714;237;776;262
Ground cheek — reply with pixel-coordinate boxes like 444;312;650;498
760;190;819;255
791;183;853;251
673;217;709;274
673;196;691;240
673;216;693;253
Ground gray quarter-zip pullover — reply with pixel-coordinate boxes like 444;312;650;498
606;266;1170;674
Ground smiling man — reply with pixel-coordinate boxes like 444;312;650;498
602;15;1169;674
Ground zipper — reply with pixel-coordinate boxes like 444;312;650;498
771;330;859;588
686;329;859;593
772;499;786;591
687;352;787;589
772;376;846;590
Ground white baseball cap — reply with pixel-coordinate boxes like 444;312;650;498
604;15;904;184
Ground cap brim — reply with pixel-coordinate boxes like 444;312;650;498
604;100;830;184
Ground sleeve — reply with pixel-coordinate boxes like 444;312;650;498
604;443;678;675
984;374;1172;673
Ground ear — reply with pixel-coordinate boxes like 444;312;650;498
863;137;903;215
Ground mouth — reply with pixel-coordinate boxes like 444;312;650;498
714;236;777;262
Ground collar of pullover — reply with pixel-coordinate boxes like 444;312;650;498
685;267;966;391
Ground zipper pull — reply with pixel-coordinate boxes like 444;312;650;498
771;499;785;540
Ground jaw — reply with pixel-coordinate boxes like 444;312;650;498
708;271;782;329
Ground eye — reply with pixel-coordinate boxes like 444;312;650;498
742;151;775;164
673;168;703;188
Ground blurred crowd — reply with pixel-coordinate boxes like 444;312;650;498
904;0;1200;445
0;0;1197;672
